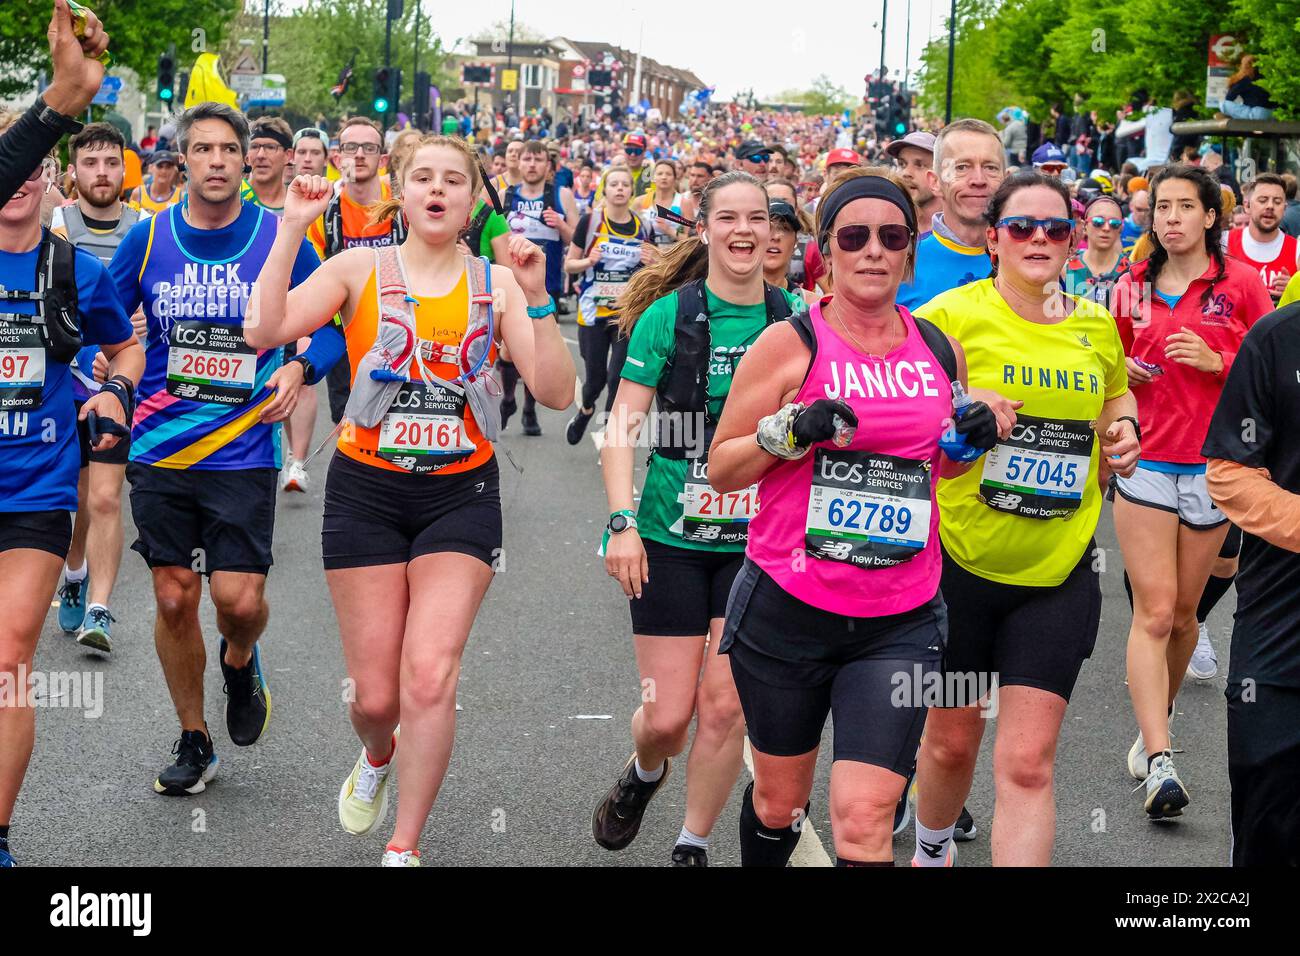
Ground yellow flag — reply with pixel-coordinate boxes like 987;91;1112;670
185;53;239;109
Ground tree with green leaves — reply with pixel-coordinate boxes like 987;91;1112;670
769;75;852;115
222;0;453;121
0;0;241;101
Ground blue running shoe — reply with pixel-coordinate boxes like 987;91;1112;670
220;639;271;746
76;606;115;655
0;838;15;867
57;575;89;633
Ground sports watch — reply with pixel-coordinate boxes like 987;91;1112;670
34;95;84;135
607;510;638;534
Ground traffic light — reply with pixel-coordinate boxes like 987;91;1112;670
373;67;392;114
413;71;431;125
892;89;912;136
157;49;175;103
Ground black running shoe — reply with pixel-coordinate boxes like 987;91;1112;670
220;638;271;746
592;754;671;851
154;728;219;795
500;393;518;430
671;844;708;867
521;407;542;437
566;408;594;445
953;804;978;842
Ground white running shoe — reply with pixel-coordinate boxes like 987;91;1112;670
338;732;397;835
380;848;421;867
282;460;309;494
1142;751;1190;819
1187;622;1218;680
1127;708;1176;780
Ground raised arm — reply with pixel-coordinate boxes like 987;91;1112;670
245;175;357;349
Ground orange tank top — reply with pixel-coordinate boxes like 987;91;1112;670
338;262;497;475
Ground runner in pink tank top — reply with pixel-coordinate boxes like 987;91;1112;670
704;170;1000;866
747;298;953;617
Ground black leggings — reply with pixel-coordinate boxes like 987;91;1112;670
578;322;628;413
499;361;536;414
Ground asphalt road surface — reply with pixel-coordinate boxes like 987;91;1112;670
21;334;1235;866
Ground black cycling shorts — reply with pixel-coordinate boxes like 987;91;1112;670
127;463;277;576
0;510;73;559
75;400;131;467
628;537;744;637
938;541;1101;703
720;559;946;772
322;451;502;570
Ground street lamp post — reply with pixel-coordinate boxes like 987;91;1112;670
945;0;956;123
262;0;270;74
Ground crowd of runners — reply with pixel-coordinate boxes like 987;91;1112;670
1;0;1298;868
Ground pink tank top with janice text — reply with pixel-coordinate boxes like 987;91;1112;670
747;300;953;617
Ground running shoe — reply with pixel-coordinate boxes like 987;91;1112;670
670;845;708;867
154;728;219;795
911;842;957;867
1187;622;1218;680
75;606;115;655
0;839;14;867
566;408;595;446
282;460;310;494
521;406;542;437
953;805;977;842
500;393;518;430
57;575;89;633
1141;751;1189;819
220;638;271;746
381;848;421;867
592;754;672;851
892;773;912;835
338;731;398;835
1128;709;1176;780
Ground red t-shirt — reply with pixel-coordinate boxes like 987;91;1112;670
802;240;827;291
1112;256;1274;464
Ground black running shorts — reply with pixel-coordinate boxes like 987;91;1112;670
127;463;277;576
720;559;946;772
937;540;1101;703
628;537;744;637
0;510;73;559
321;451;502;570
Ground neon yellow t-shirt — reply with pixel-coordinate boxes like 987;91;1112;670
1280;272;1300;307
915;278;1127;587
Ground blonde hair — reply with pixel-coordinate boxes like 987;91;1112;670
369;135;485;226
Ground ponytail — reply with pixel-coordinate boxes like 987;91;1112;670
617;237;709;337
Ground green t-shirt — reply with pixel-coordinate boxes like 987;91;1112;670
620;284;805;551
442;115;460;135
473;199;509;261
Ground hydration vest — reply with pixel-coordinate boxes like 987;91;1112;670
786;306;959;385
788;233;812;288
0;229;81;363
324;192;407;259
60;205;141;265
653;278;795;460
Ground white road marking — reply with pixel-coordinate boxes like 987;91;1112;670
742;737;832;867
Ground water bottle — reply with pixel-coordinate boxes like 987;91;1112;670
938;381;987;463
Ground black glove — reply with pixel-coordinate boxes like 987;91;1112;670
954;400;999;452
791;399;858;450
86;410;131;447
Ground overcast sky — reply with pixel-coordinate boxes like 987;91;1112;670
285;0;949;101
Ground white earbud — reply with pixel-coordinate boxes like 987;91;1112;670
701;234;709;245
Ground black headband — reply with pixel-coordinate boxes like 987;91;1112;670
818;175;916;251
250;125;293;151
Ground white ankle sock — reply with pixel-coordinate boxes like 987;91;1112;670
677;825;709;850
64;562;88;583
913;818;955;867
634;757;664;783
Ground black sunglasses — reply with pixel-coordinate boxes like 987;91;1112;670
830;223;913;253
996;216;1074;243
